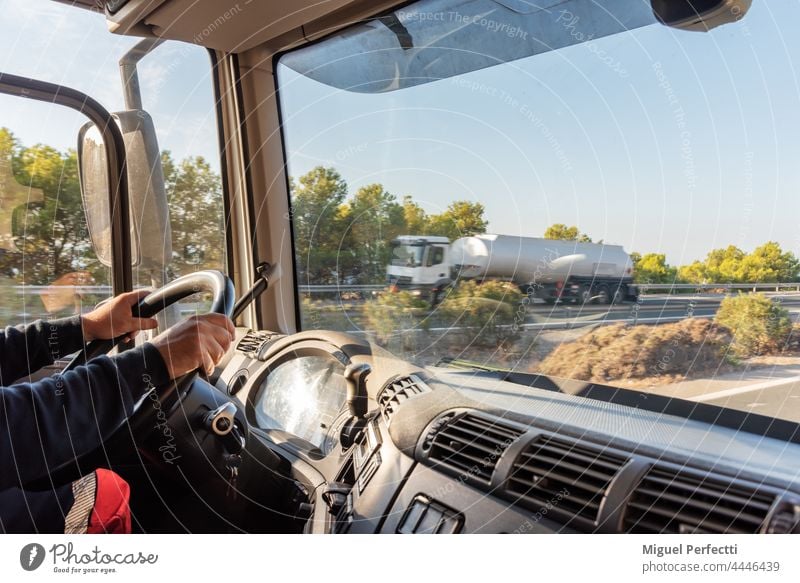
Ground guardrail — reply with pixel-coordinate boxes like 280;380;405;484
297;284;384;293
636;282;800;293
11;281;800;298
13;285;112;295
301;282;800;294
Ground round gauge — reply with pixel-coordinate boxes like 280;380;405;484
253;355;347;450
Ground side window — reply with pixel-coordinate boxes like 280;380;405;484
131;42;225;323
0;38;223;330
0;111;110;327
427;246;445;267
136;43;225;282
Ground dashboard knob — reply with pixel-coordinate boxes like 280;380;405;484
344;363;371;420
204;402;237;436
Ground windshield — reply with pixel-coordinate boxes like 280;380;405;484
278;0;800;424
391;243;425;267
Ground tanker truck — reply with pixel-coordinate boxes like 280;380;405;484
386;234;638;305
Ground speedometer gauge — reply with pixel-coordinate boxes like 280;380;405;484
253;355;347;450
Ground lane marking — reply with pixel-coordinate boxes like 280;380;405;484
691;374;800;402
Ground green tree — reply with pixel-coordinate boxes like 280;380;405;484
0;127;17;159
426;200;488;240
402;195;428;234
703;245;745;282
8;139;101;286
543;223;592;242
736;241;800;283
675;242;800;284
340;183;406;282
290;166;349;283
634;253;677;284
162;151;225;277
677;260;708;284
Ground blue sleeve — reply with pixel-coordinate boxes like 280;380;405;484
0;343;171;491
0;316;86;386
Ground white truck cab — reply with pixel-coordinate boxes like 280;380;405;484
387;235;452;301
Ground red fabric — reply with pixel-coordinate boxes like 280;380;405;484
86;469;132;534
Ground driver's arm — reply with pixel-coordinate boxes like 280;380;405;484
0;316;86;385
0;343;170;491
0;312;235;491
0;290;158;386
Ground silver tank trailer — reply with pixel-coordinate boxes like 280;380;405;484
450;234;633;285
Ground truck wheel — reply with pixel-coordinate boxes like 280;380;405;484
610;286;624;305
579;285;593;304
597;285;611;305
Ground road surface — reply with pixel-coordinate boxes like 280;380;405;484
647;362;800;423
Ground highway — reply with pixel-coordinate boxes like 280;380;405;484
507;293;800;331
339;292;800;333
648;363;800;423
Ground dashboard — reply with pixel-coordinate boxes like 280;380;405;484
209;328;800;534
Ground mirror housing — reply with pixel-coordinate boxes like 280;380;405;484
653;0;751;31
78;109;172;271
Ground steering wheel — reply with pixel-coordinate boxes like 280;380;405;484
64;270;235;423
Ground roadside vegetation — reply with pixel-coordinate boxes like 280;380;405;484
435;281;522;348
362;291;429;346
534;293;799;386
714;293;793;357
361;280;523;350
537;319;734;385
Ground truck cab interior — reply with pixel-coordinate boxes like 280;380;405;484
2;0;800;534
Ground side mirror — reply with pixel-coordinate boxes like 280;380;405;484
652;0;751;31
77;109;172;271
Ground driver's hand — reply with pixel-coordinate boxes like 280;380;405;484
81;289;159;342
149;314;236;377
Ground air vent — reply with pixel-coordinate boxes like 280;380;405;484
236;330;274;358
378;375;431;422
397;495;463;534
506;435;629;524
624;466;776;533
427;413;524;485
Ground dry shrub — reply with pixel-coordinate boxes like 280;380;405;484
436;281;523;348
714;293;792;357
537;319;733;384
784;323;800;353
363;291;429;344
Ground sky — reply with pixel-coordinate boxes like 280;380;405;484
0;0;220;169
277;0;800;266
1;1;799;265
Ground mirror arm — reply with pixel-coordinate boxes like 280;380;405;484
0;72;133;296
119;38;164;111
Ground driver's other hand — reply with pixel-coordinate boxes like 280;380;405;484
81;289;159;342
149;314;236;378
